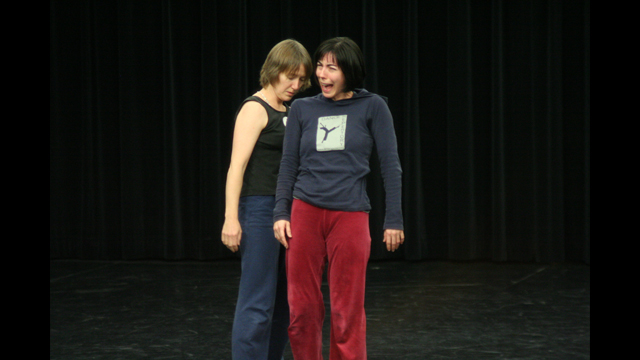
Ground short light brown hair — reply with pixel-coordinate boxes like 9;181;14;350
260;39;313;91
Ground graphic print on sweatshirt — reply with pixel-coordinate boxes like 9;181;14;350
316;115;347;151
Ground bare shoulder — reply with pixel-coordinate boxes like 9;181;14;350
238;99;267;116
236;100;268;129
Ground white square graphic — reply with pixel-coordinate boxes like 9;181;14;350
316;115;347;151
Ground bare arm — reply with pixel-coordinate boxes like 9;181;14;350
221;101;268;252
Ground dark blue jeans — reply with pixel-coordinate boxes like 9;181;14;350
232;196;289;360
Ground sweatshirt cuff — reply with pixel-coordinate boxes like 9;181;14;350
383;223;404;231
273;214;291;224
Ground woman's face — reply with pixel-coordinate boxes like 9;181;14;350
274;64;307;102
316;53;348;101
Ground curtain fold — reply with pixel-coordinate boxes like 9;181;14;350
401;0;428;261
50;0;590;263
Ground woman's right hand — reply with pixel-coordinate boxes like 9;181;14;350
273;220;291;249
221;218;242;253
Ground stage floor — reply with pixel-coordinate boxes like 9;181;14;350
50;259;590;359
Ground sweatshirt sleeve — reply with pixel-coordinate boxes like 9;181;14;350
273;102;302;223
369;97;404;230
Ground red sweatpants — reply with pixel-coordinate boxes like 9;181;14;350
287;199;371;360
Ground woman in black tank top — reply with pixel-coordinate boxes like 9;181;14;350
221;39;312;360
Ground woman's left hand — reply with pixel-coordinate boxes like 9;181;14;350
383;229;405;252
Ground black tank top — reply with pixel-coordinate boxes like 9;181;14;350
236;96;288;197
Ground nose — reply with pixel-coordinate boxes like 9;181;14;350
291;79;300;90
316;66;326;79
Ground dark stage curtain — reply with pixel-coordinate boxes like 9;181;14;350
50;0;590;263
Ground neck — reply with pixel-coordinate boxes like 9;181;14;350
332;90;353;101
262;86;284;109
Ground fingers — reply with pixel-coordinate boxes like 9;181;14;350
273;224;284;244
221;220;242;253
277;235;289;249
221;232;241;253
385;235;395;252
278;222;290;249
383;229;405;252
273;220;291;249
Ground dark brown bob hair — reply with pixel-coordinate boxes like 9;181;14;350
313;37;366;92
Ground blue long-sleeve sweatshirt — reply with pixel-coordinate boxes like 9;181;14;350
274;89;403;230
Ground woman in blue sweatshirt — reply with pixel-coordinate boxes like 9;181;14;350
274;37;404;360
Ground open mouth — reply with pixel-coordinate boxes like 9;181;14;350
321;84;334;92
